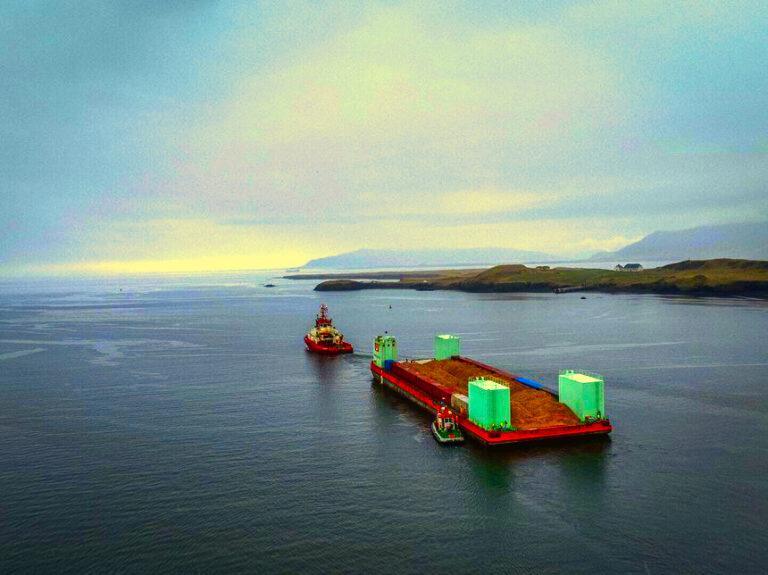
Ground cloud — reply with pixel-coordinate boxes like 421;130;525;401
0;0;231;262
2;0;767;273
169;3;627;223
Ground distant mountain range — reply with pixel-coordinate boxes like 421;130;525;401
300;222;767;269
302;248;557;269
589;221;768;262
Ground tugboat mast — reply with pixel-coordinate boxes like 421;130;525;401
316;304;331;327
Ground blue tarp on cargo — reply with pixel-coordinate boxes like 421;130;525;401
516;376;544;389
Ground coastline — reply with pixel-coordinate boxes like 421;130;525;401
296;259;768;298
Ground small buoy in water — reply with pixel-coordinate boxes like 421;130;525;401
580;296;586;299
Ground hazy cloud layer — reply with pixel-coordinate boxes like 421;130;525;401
2;1;766;273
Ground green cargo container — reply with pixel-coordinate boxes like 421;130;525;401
434;334;461;360
373;335;398;367
558;370;606;421
468;377;511;429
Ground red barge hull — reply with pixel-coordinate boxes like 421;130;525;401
371;359;612;446
305;335;353;355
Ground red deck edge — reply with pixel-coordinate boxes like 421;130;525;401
304;335;353;355
371;361;612;445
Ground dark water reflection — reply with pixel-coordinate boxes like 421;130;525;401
0;275;766;573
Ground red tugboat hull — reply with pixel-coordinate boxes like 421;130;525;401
371;361;611;446
304;335;353;355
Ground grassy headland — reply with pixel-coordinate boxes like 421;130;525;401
302;259;768;297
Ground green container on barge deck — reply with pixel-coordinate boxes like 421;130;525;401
373;335;398;368
434;334;461;360
468;378;511;430
558;371;605;421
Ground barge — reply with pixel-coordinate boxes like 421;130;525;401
371;334;612;446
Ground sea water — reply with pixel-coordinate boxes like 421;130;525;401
0;273;766;573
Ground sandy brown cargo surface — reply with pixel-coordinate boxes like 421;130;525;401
400;359;581;430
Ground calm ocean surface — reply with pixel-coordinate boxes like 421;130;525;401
1;272;766;574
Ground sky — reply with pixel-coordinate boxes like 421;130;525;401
2;0;767;274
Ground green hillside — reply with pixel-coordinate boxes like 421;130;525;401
313;259;768;297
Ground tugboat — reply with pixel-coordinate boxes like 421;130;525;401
431;406;464;444
304;304;354;355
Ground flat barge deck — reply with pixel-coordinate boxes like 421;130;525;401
371;347;612;445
